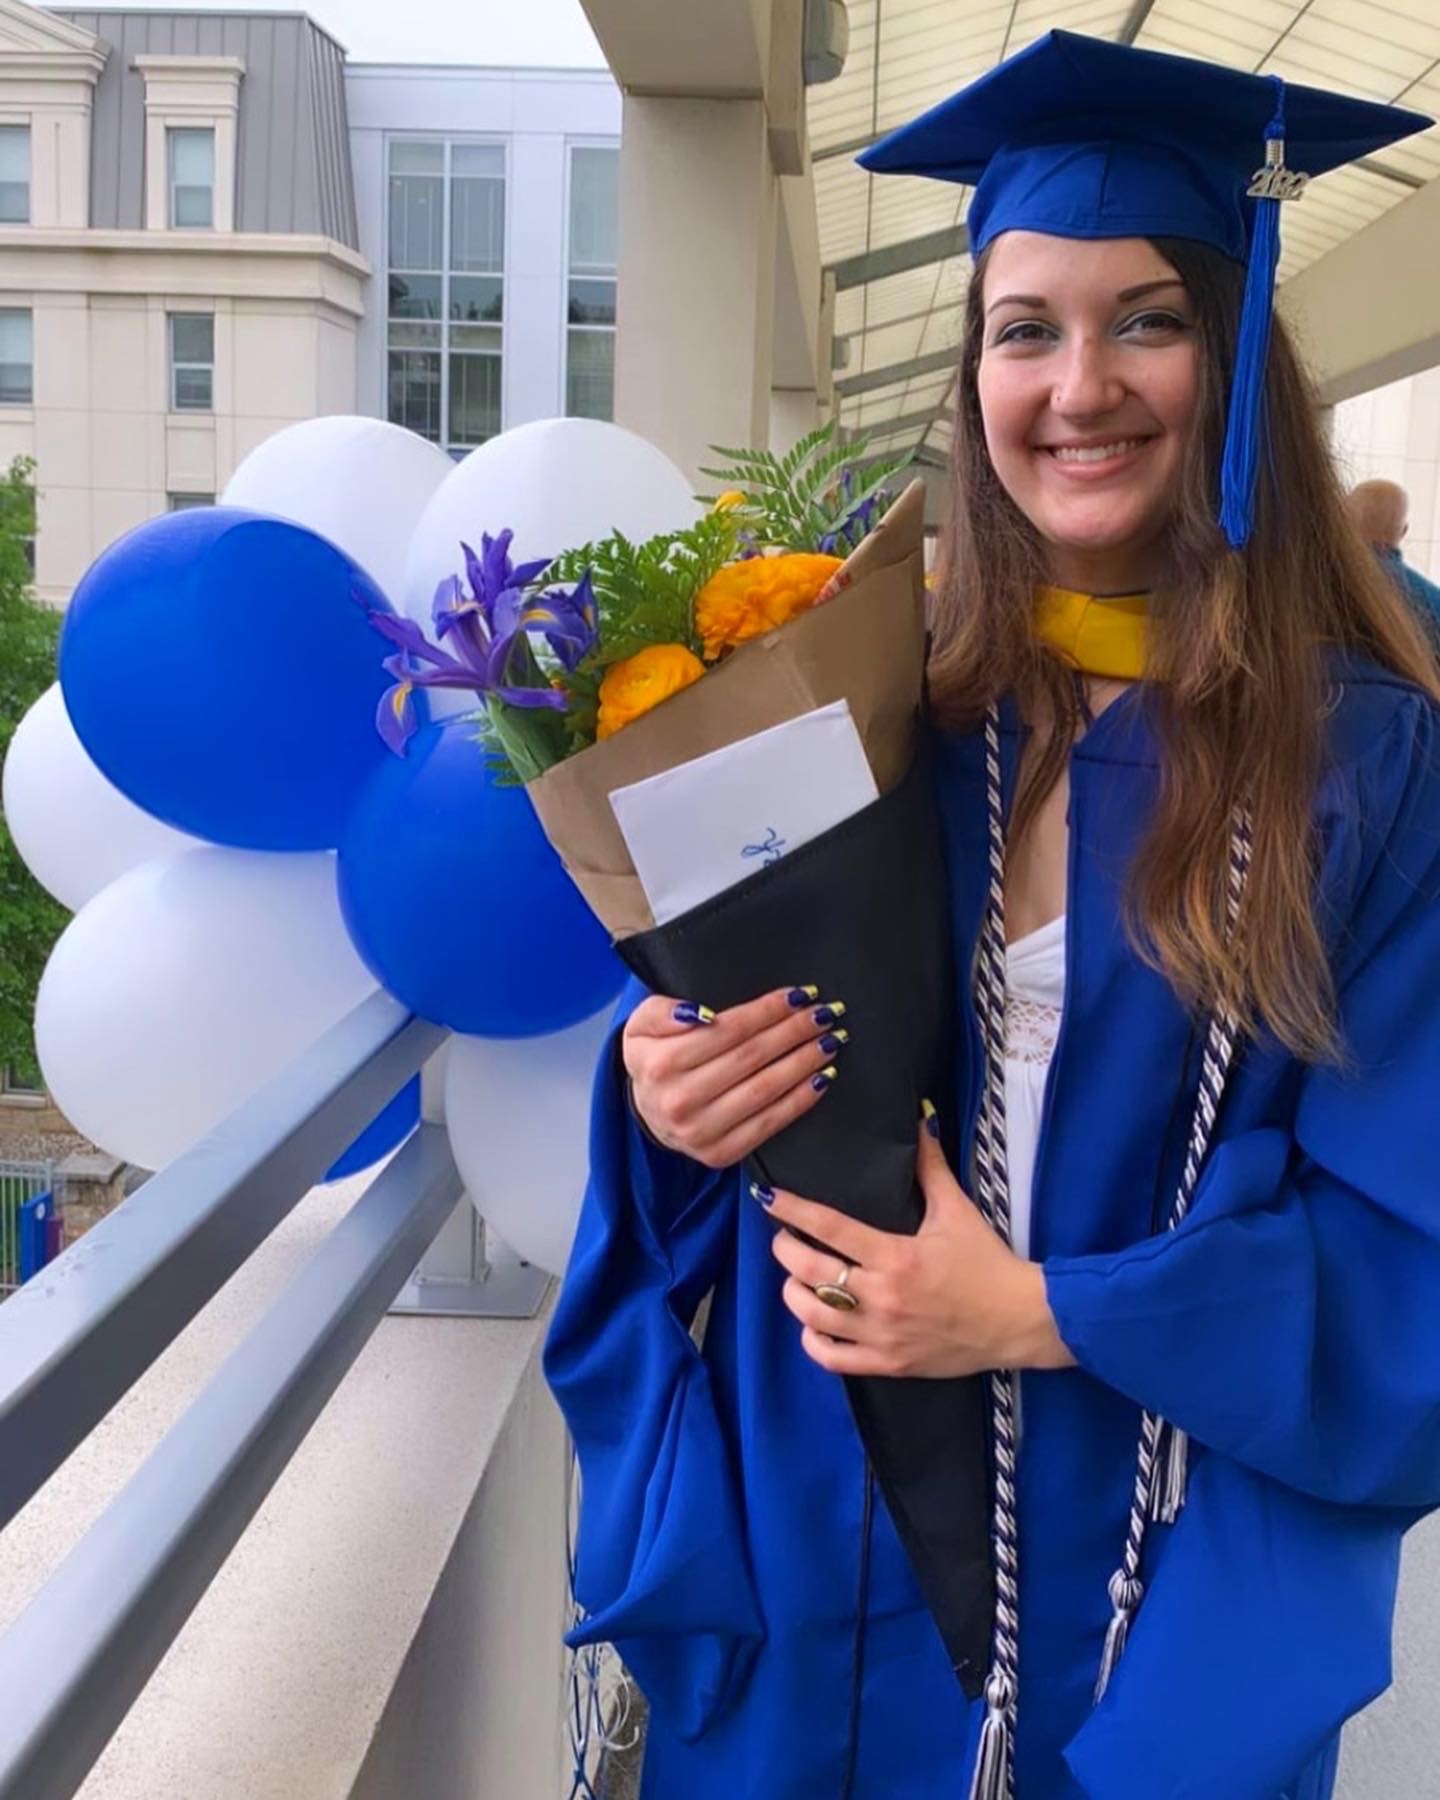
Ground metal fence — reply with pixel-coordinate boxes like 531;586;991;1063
0;1160;53;1299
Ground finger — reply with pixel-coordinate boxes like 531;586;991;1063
915;1109;978;1225
625;984;815;1045
681;1031;843;1146
780;1275;868;1346
761;1187;894;1270
675;986;844;1077
634;986;836;1079
633;1019;839;1156
770;1227;874;1301
696;1067;831;1168
799;1324;894;1378
669;1008;843;1114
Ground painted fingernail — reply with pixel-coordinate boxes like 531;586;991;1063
813;1003;846;1026
818;1030;849;1055
749;1180;775;1206
812;1066;839;1092
673;1001;716;1027
922;1097;940;1140
787;985;820;1007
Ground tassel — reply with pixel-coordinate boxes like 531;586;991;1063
1094;1571;1144;1703
1154;1424;1189;1525
1218;79;1299;551
968;1675;1015;1800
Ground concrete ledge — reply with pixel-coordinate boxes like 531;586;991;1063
0;1174;567;1799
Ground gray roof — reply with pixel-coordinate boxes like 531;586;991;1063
56;10;358;248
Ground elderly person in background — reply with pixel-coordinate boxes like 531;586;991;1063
1346;478;1440;640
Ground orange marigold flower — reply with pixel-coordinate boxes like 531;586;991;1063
597;643;707;740
693;553;845;662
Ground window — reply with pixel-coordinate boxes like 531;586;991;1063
168;127;215;229
0;127;29;225
565;145;618;422
386;139;504;451
168;492;214;510
0;309;32;406
169;313;214;411
1;1059;44;1098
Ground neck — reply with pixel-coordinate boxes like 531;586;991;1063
1043;543;1163;595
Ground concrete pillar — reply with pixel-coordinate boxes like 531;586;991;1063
1280;178;1440;405
769;385;819;454
613;94;777;485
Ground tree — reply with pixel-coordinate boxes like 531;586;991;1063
0;457;65;1084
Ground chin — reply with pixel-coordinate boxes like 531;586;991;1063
1042;500;1166;551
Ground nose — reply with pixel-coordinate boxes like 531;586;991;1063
1050;335;1125;420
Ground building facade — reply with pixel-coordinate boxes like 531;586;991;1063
0;4;620;605
347;62;619;458
0;4;364;603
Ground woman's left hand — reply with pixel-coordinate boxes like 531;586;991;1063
766;1120;1077;1379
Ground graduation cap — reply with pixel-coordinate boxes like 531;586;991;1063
859;30;1432;550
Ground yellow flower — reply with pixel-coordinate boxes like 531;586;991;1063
597;643;707;740
693;553;845;661
711;490;748;513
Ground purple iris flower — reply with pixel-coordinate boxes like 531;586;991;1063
820;471;884;555
368;532;597;755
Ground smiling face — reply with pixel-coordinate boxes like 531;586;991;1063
976;232;1201;593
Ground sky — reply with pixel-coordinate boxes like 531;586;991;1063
74;0;608;66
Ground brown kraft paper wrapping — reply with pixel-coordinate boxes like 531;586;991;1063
525;479;928;937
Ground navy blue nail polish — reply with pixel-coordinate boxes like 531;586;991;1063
787;985;820;1007
673;1000;716;1027
922;1098;941;1140
818;1031;848;1055
813;1002;847;1027
812;1066;838;1093
749;1180;775;1206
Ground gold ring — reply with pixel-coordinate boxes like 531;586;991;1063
814;1262;859;1313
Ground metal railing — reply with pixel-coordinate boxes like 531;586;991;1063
0;1160;53;1299
0;991;539;1800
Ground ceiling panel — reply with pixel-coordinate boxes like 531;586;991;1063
810;0;1440;442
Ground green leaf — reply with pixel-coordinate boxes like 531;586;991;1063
0;456;66;1079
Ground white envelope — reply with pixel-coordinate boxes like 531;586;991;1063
608;700;880;927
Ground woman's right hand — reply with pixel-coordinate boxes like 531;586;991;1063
623;987;847;1170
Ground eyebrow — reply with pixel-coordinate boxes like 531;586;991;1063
984;277;1187;317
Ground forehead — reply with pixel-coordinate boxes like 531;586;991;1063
981;231;1184;299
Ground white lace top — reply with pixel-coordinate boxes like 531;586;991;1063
1002;914;1067;1261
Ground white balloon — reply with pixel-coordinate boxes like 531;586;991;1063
36;848;379;1170
221;416;454;605
401;417;698;633
444;1006;614;1277
3;683;196;911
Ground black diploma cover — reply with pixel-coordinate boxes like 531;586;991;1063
616;746;994;1695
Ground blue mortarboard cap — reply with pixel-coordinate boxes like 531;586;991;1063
859;31;1432;549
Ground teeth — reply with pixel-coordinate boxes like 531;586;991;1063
1049;439;1145;464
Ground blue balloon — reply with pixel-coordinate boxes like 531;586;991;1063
324;1075;421;1182
60;507;404;851
338;717;623;1037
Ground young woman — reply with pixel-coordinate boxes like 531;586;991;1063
546;33;1440;1800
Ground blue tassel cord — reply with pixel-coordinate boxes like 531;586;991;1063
1218;81;1293;552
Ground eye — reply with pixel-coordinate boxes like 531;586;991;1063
1118;309;1190;338
992;319;1057;348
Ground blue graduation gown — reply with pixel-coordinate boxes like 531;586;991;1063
544;659;1440;1799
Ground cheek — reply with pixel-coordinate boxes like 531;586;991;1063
976;361;1038;467
1144;347;1200;444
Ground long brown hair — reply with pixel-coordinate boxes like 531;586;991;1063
929;236;1440;1061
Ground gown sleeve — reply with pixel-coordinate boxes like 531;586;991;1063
542;980;765;1741
1044;692;1440;1509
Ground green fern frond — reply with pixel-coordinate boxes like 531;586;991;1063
700;420;905;554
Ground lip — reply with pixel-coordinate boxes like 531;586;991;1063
1035;436;1156;481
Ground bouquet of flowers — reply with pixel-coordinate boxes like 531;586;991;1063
367;422;995;1691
